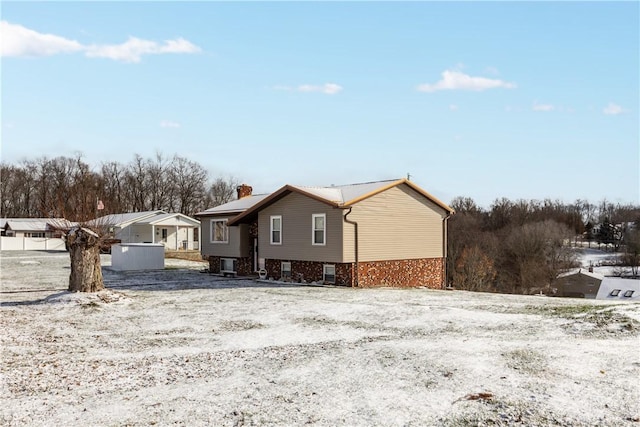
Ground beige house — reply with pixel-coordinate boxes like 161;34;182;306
196;179;454;288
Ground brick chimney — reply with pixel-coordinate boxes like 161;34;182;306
237;184;253;199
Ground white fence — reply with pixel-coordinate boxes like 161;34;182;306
0;237;66;251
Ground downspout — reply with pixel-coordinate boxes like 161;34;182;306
343;207;359;287
442;211;452;289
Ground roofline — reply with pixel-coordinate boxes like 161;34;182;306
145;213;200;225
343;178;454;213
228;179;453;225
195;209;245;218
95;210;166;227
227;185;339;226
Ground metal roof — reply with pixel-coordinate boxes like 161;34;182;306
196;194;270;216
227;178;453;226
3;218;72;232
92;210;166;227
137;213;200;226
557;268;605;281
596;277;640;300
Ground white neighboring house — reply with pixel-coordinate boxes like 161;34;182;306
1;218;73;251
93;210;201;250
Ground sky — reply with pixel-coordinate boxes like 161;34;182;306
1;1;638;208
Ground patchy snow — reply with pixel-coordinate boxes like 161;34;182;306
1;251;639;426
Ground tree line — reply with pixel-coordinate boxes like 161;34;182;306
447;196;640;294
0;153;239;221
2;154;639;293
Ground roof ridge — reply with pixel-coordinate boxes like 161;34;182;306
295;178;402;189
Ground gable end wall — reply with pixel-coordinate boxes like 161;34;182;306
343;185;446;262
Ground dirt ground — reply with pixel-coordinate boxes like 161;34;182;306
1;251;639;426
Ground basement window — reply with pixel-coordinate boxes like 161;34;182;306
281;262;291;280
610;289;621;296
623;290;635;298
323;264;336;284
220;258;237;274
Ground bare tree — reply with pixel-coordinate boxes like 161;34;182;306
623;229;640;277
125;154;150;212
146;152;172;211
454;245;497;291
501;220;575;294
169;154;208;216
206;176;240;207
100;161;127;214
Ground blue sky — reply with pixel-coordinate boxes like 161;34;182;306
1;1;638;208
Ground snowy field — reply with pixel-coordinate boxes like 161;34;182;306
1;251;639;426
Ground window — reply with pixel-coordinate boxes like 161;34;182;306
25;232;46;238
281;262;292;280
270;215;282;245
220;258;236;273
312;213;326;246
211;219;228;243
610;289;621;297
323;264;336;284
623;290;635;298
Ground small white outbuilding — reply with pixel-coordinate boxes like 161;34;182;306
111;243;165;271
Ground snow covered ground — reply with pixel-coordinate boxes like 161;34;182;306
1;251;639;426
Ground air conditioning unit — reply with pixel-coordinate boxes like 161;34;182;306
220;258;237;276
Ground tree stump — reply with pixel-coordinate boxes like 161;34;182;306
67;227;104;292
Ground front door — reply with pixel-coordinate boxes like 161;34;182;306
161;228;168;243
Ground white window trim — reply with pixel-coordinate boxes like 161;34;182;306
270;215;282;245
210;219;228;244
312;213;326;246
323;264;336;284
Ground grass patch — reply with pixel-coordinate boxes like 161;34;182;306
523;304;639;336
504;348;547;374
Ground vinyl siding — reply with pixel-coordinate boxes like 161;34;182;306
199;216;247;258
342;185;446;262
259;192;344;262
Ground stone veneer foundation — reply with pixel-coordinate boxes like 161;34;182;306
208;256;253;276
262;257;444;288
208;255;444;288
356;257;444;289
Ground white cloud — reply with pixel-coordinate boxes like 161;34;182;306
449;104;458;111
160;120;181;128
0;20;201;62
0;20;83;57
532;102;555;112
86;37;201;63
417;70;516;92
274;83;343;95
603;102;626;115
298;83;343;95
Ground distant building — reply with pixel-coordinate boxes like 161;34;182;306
554;269;638;300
